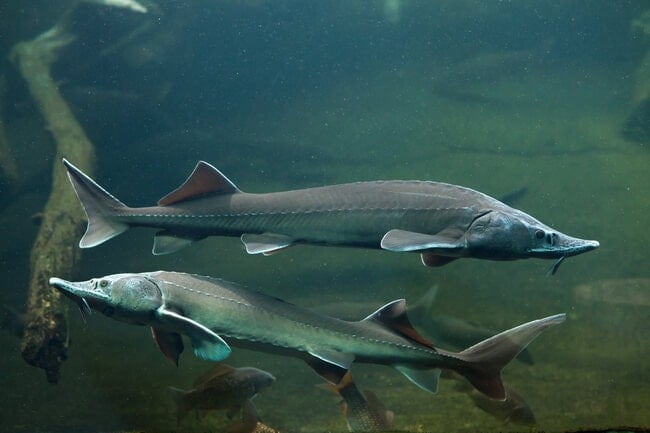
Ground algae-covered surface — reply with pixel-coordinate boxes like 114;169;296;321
0;1;649;432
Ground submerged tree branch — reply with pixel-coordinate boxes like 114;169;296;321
11;13;96;384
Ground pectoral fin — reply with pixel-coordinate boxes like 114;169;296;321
380;229;465;252
241;233;294;255
155;306;231;361
151;327;184;366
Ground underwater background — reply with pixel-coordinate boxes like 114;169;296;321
0;1;648;432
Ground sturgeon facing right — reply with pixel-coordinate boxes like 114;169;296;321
62;159;598;272
50;271;566;401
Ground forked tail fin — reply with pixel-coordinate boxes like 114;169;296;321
62;158;129;248
453;313;566;400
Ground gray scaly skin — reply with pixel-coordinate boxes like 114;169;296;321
62;159;598;273
50;271;566;400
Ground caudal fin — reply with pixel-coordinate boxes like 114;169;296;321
453;314;566;400
62;158;129;248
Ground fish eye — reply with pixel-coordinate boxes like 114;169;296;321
535;229;545;239
100;280;108;287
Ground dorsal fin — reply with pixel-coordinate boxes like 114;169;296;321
363;299;435;349
193;363;235;387
158;161;240;206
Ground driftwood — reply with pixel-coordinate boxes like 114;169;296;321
11;13;96;384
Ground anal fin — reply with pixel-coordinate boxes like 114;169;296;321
395;366;441;394
305;353;352;385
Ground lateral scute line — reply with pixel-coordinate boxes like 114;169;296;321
158;276;432;354
127;206;473;219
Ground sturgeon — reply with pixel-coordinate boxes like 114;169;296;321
62;159;598;272
49;271;565;400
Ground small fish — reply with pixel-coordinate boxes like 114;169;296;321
50;271;566;401
468;384;536;426
169;364;275;425
318;371;394;432
62;159;598;272
574;278;650;307
314;295;536;423
446;372;536;426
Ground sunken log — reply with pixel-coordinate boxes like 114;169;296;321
11;17;96;384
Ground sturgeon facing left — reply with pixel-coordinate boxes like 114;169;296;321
61;159;598;271
49;271;565;400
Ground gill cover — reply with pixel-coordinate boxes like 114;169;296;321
98;275;164;324
465;211;531;259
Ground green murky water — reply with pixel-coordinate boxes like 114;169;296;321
0;1;648;432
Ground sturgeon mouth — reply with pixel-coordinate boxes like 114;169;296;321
528;237;599;275
49;277;109;321
529;238;600;258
